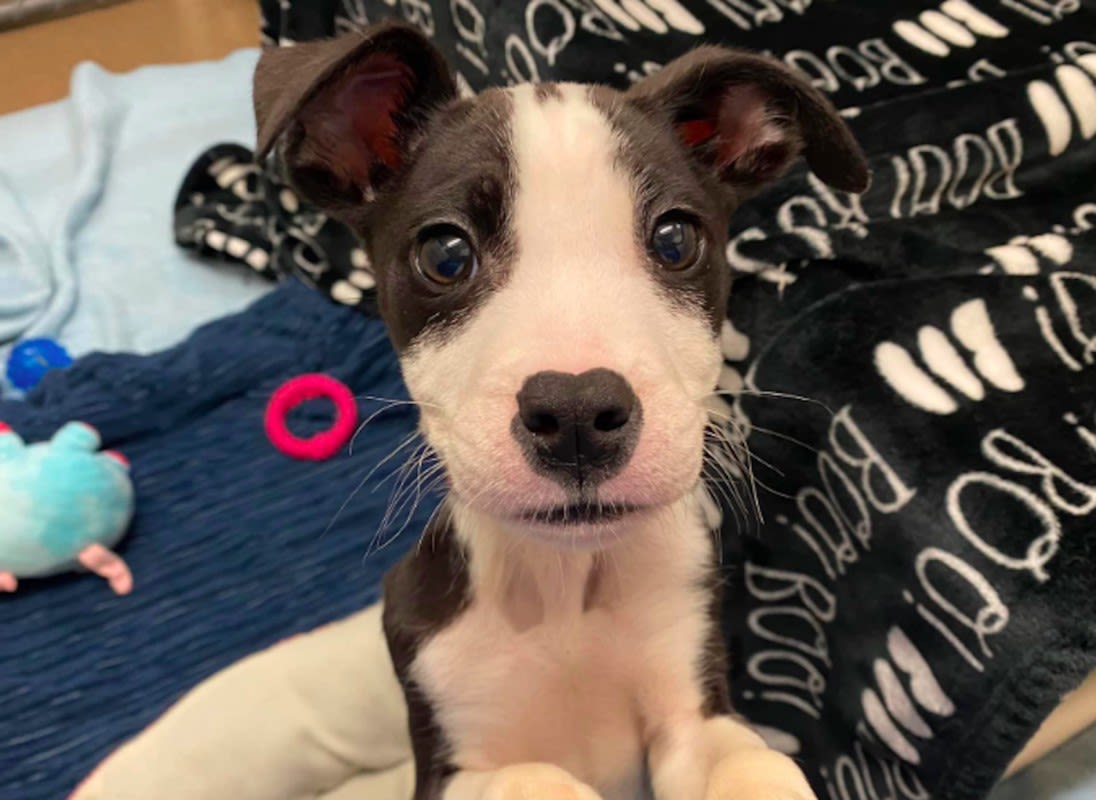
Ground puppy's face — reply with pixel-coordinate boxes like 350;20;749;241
254;24;867;546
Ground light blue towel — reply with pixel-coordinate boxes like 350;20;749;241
0;49;271;392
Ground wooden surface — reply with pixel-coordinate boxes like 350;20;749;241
1005;668;1096;778
0;1;131;32
0;0;258;114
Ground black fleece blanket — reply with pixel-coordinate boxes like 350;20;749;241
174;2;1096;799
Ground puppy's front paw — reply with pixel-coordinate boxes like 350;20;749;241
706;749;816;800
483;763;603;800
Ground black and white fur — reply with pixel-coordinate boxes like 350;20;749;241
254;22;868;800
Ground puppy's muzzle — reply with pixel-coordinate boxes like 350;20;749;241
512;369;642;490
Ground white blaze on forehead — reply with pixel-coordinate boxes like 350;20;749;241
502;83;717;381
498;82;671;380
510;83;636;279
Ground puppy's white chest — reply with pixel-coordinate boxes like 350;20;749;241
414;544;712;800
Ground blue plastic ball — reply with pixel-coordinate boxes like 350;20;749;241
6;338;74;391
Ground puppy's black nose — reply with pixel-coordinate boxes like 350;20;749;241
513;369;642;488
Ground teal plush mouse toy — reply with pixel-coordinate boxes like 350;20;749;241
0;421;135;594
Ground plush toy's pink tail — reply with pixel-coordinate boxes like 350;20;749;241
104;450;130;468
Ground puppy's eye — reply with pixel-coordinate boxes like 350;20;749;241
416;227;477;286
650;216;702;271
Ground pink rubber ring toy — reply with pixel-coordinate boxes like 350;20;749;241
265;374;359;461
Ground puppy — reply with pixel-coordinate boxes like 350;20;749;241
254;21;868;800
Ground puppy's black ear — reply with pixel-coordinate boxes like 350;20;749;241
626;47;869;194
253;21;457;213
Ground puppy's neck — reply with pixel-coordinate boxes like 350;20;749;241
447;495;712;629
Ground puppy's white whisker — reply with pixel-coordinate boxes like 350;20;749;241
327;434;432;545
364;431;426;488
354;393;444;410
702;417;765;528
350;400;423;455
701;452;752;533
705;420;784;477
323;470;374;540
745;424;821;456
703;403;820;457
705;387;835;417
368;437;449;557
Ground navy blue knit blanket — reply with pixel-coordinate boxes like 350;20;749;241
0;280;434;800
